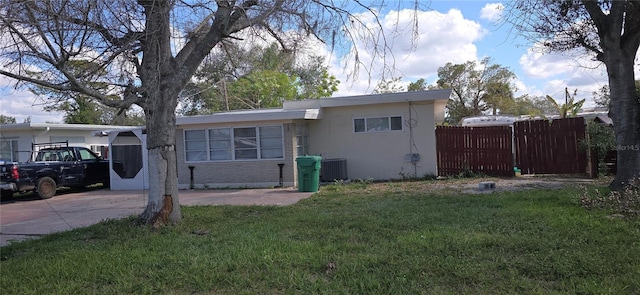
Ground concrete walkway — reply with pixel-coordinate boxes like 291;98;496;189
0;188;314;246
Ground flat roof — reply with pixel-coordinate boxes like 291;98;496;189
176;108;321;126
283;89;452;110
0;122;138;131
176;90;451;126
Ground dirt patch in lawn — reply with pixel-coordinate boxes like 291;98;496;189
356;175;606;195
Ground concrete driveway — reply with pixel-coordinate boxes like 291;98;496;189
0;187;314;246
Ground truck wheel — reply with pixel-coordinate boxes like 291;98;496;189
1;190;13;200
35;177;57;199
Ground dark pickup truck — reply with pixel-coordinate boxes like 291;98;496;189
0;145;111;199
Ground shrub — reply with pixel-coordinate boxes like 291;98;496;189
580;178;640;218
580;121;616;177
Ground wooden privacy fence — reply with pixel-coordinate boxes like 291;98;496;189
436;125;514;177
514;117;587;175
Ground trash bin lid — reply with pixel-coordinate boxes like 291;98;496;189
296;155;322;166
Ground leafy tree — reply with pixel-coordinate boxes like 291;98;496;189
504;0;640;189
545;88;586;119
483;81;515;115
179;43;339;115
582;120;616;177
0;1;418;224
434;57;516;124
227;70;297;109
0;115;16;124
592;85;611;110
407;78;428;92
372;76;405;94
500;94;558;117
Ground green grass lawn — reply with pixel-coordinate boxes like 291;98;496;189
1;181;639;294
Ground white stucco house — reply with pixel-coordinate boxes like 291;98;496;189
4;90;450;191
173;89;451;189
0;123;134;162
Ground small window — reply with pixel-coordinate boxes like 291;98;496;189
354;116;403;133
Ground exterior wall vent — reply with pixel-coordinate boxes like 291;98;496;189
321;158;348;182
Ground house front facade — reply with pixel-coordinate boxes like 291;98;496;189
173;90;450;189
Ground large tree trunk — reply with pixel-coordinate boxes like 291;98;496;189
138;0;182;224
604;53;640;190
140;98;182;225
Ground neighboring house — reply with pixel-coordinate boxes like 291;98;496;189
173;89;451;189
0;123;134;162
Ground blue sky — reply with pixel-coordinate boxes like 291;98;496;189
0;1;625;123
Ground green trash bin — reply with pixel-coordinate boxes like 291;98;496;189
296;156;322;192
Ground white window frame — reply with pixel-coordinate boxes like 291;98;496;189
353;116;403;133
184;125;284;162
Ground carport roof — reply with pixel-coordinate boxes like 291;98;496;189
0;122;135;131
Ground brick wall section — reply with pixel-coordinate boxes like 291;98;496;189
175;123;299;189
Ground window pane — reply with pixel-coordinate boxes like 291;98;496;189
185;130;207;161
260;138;282;148
185;130;205;140
261;148;283;159
259;126;281;137
209;128;231;161
11;141;18;161
234;127;256;137
186;140;206;151
210;150;232;161
0;141;12;161
235;149;257;159
366;117;389;132
354;118;365;132
235;138;257;149
186;151;207;161
234;127;257;159
209;128;230;139
259;126;283;159
210;140;230;149
391;116;403;130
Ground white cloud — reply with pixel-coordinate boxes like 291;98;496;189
330;8;484;95
0;77;64;123
517;41;621;108
480;3;504;23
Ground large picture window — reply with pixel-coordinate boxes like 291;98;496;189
185;125;283;162
354;116;403;133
